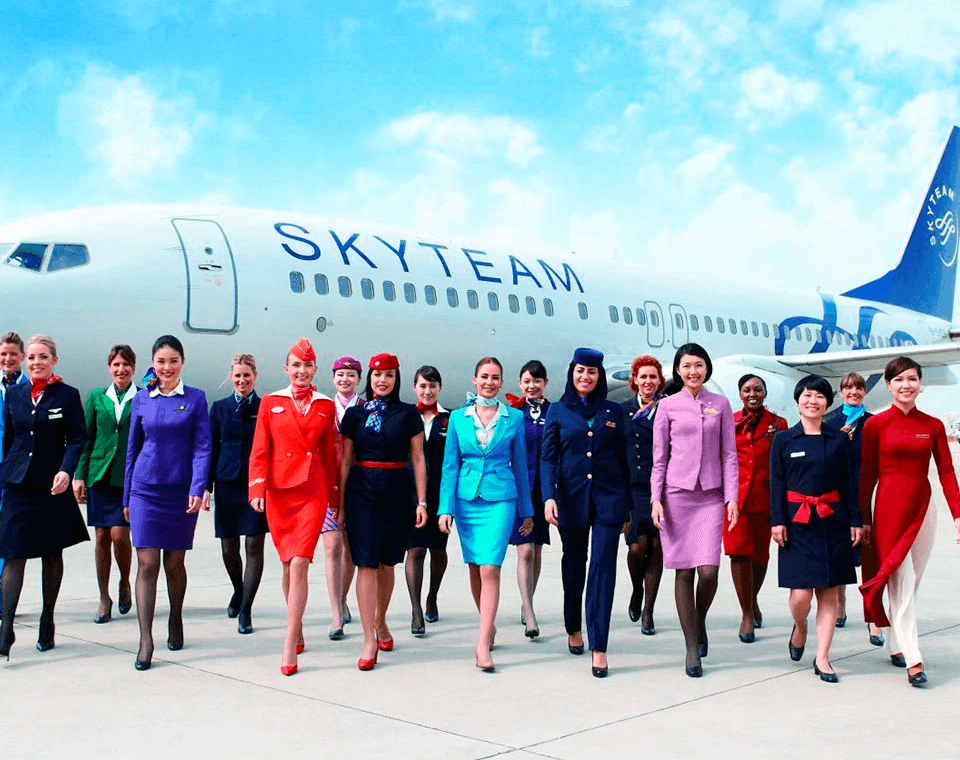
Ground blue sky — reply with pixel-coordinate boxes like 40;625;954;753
3;0;960;293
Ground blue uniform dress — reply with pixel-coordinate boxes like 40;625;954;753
509;399;551;546
770;423;860;589
124;382;212;551
342;400;422;568
208;392;268;538
408;409;451;551
541;399;630;652
621;395;659;545
0;381;89;558
439;402;533;567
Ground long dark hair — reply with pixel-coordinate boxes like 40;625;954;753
364;368;402;402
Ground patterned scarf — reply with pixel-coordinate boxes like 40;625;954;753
364;397;387;431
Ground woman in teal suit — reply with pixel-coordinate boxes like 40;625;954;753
74;344;138;624
439;357;534;671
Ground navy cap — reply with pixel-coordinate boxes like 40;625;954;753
572;347;604;368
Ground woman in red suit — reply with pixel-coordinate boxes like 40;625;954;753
249;338;339;676
724;374;786;644
859;355;960;687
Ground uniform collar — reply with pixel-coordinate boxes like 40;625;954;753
273;385;330;402
150;379;185;398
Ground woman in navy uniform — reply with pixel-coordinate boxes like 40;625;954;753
770;375;862;683
621;354;665;636
542;348;630;678
204;354;266;635
0;335;88;658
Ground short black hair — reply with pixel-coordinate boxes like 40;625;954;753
414;365;442;386
738;373;766;392
152;334;184;360
519;359;548;381
672;343;713;384
793;374;834;406
364;367;402;402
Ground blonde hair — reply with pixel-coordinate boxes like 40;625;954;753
26;334;57;359
231;353;257;374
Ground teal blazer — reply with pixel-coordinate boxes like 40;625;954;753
76;387;135;487
438;403;534;519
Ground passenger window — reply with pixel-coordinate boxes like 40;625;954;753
794;328;802;341
526;296;536;315
48;244;89;271
741;320;748;335
676;313;684;329
544;298;554;317
704;316;713;332
488;292;500;311
729;319;737;335
5;243;46;271
361;278;374;300
578;302;588;320
383;281;396;301
762;323;769;338
623;307;632;325
404;283;417;303
609;305;620;323
650;310;660;327
425;285;438;305
751;322;758;336
717;318;725;334
447;287;459;307
467;290;479;309
690;314;699;331
805;327;812;341
289;272;305;293
636;308;646;326
508;294;520;313
314;274;329;295
338;276;352;297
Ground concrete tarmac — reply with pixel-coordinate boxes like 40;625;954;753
3;459;959;760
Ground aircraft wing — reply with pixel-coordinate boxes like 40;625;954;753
776;342;960;377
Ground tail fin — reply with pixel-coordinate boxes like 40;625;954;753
843;126;960;321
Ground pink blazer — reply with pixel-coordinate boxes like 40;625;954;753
651;388;738;503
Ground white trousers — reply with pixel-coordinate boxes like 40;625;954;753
884;504;937;668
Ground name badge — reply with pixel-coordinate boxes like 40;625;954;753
48;412;63;419
175;405;187;413
916;433;930;439
790;451;806;458
271;406;285;414
704;408;718;415
605;420;617;428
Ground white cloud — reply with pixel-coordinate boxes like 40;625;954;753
817;0;960;69
737;64;821;129
415;0;477;23
777;0;824;23
60;65;206;186
528;25;551;59
676;141;735;189
381;112;543;168
646;15;705;88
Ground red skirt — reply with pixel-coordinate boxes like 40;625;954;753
723;511;771;565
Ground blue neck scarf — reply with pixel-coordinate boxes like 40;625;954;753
364;397;387;431
842;403;865;427
466;393;500;407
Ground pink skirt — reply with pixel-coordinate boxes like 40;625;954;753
661;484;724;569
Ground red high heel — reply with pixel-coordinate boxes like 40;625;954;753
357;649;378;671
378;637;394;652
280;664;298;676
296;641;305;655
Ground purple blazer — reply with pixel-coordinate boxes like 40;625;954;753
651;388;738;503
124;385;212;502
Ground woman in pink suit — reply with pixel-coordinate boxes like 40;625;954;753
651;343;738;677
248;338;339;676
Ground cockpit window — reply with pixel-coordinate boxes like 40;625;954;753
48;244;89;271
5;243;47;271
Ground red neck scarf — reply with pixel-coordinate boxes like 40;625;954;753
31;374;63;401
417;401;438;414
736;406;764;435
291;384;316;403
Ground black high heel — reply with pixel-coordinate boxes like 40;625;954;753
789;624;805;662
814;661;838;683
0;626;15;660
36;618;55;652
94;600;113;624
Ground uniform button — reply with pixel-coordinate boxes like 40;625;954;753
634;433;639;438
286;453;292;457
28;452;32;456
586;473;593;480
637;466;642;471
30;431;34;436
306;452;311;456
635;444;640;449
586;452;592;458
587;431;593;437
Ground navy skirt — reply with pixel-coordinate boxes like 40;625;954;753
213;478;268;539
87;482;129;528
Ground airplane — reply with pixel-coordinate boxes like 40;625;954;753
1;126;959;419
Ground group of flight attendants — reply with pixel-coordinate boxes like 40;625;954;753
0;330;958;688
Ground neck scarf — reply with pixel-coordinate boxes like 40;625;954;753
31;374;63;401
526;398;545;421
632;394;660;421
291;384;315;402
364;397;387;431
466;393;499;407
736;406;765;435
235;390;254;412
842;403;865;427
3;370;22;387
417;401;438;414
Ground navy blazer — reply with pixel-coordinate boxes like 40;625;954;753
208;393;261;489
2;382;87;486
540;399;630;528
769;422;860;529
621;397;658;488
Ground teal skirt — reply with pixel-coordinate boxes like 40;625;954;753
453;497;517;567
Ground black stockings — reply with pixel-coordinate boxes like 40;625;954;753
675;566;719;667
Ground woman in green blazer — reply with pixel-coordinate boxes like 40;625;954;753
74;345;138;623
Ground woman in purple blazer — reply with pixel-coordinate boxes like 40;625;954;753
651;343;738;678
124;335;212;671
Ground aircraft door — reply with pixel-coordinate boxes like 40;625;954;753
669;304;689;347
173;218;238;333
644;301;664;347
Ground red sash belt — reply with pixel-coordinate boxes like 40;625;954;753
787;490;840;524
355;460;406;470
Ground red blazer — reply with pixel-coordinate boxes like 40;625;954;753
248;389;338;508
734;408;787;514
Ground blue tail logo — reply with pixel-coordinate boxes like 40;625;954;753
843;126;960;321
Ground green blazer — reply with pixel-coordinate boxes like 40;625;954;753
76;387;136;487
